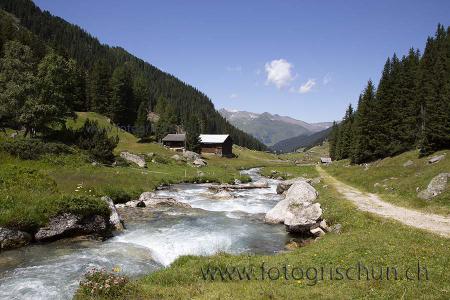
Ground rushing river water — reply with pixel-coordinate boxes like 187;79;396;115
0;169;288;299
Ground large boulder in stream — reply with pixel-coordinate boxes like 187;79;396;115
276;177;312;194
0;227;32;250
265;181;323;235
101;196;124;231
212;190;235;199
35;213;111;242
138;192;191;208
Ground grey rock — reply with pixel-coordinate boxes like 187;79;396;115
171;154;183;161
330;223;342;234
403;160;414;167
192;158;207;167
183;151;200;161
234;178;242;185
285;181;319;206
120;152;146;168
319;219;329;232
101;196;124;231
0;227;31;250
310;227;326;237
276;177;312;194
428;154;446;164
264;199;289;224
138;192;191;208
284;203;323;234
212;190;234;199
418;173;450;200
35;213;109;242
266;181;322;234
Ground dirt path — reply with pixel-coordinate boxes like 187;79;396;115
317;166;450;238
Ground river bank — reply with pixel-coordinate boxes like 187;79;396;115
0;169;290;299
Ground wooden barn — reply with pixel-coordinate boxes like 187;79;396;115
162;134;186;151
199;134;233;157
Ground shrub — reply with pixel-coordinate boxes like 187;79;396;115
103;186;141;204
78;268;129;298
0;138;73;160
54;195;110;219
76;119;119;163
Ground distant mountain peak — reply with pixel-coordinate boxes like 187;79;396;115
219;108;332;146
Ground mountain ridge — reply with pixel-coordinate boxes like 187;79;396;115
219;108;332;146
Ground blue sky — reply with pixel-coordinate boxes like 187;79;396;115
34;0;450;123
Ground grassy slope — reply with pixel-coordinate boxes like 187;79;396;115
278;142;330;164
77;164;450;299
325;149;450;216
0;112;285;231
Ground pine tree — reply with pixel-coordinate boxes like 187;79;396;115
134;101;151;139
417;24;450;155
185;117;201;153
351;81;376;163
109;64;135;126
87;59;111;114
328;121;339;160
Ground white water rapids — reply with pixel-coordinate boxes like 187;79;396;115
0;169;288;299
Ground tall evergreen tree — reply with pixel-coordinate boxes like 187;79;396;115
87;59;111;114
134;101;151;138
417;24;450;155
351;81;376;164
185;117;201;153
109;64;135;126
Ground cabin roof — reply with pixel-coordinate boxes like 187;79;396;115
162;133;186;142
320;157;332;163
199;134;230;144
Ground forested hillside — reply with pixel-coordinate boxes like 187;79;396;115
0;0;266;150
330;24;450;163
271;127;332;153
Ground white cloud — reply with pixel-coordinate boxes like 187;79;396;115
264;59;294;89
226;65;242;72
229;93;238;99
298;79;316;94
323;73;332;85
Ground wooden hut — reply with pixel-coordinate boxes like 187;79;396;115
162;134;186;151
199;134;233;157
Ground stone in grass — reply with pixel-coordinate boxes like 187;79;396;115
418;173;450;200
403;160;414;167
120;152;146;168
428;154;446;164
310;227;326;237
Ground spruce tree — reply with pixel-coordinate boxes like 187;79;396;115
185;117;201;153
87;59;111;114
109;64;135;126
134;101;151;139
351;81;376;163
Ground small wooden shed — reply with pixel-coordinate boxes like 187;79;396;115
199;134;233;157
162;134;186;151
